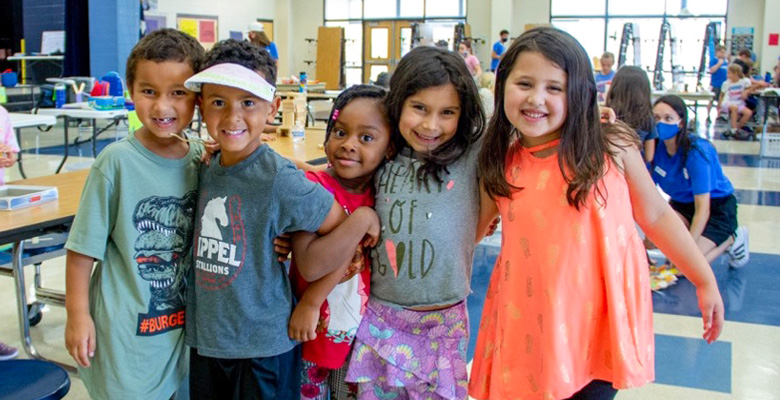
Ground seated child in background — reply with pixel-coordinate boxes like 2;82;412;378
477;71;496;118
64;29;205;399
719;63;753;136
0;105;20;185
183;39;380;399
288;85;392;400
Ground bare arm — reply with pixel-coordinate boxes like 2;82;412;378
474;62;483;77
475;180;499;243
295;206;379;282
708;58;723;74
618;143;724;343
689;193;711;241
288;259;352;342
642;140;655;164
64;250;97;367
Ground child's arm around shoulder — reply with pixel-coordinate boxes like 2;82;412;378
293;203;379;282
612;138;724;343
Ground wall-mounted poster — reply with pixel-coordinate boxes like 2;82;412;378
177;14;219;49
145;15;166;34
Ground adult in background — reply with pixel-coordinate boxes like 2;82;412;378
490;29;509;72
247;21;279;67
459;39;482;77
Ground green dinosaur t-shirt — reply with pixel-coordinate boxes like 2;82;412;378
65;132;201;399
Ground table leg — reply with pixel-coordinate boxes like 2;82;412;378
12;241;37;360
91;119;98;157
12;241;77;373
14;128;27;179
55;116;69;174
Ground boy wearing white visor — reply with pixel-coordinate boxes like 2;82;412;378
183;39;380;399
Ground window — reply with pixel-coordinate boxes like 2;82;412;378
551;0;727;91
324;0;466;86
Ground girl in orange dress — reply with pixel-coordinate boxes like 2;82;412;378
469;27;725;400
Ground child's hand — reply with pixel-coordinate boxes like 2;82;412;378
260;133;277;142
0;144;16;168
274;233;293;262
696;282;725;343
356;207;380;247
599;106;617;123
486;216;501;237
65;311;96;367
200;139;221;166
289;301;320;342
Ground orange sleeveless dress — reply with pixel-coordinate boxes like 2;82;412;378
469;141;654;400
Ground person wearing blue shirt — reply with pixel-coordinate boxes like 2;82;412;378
707;45;729;121
651;95;749;268
247;22;279;67
490;30;509;71
595;52;615;103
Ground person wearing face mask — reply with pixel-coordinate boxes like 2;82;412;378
490;29;509;72
458;39;482;77
651;95;749;269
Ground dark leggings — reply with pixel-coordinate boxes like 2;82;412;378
565;380;618;400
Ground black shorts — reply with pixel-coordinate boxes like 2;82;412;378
670;194;738;246
711;86;722;100
189;346;302;400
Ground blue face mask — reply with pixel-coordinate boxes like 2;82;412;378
656;122;680;140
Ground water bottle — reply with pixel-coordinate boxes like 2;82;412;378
54;84;66;108
299;71;307;93
291;120;305;144
766;72;773;83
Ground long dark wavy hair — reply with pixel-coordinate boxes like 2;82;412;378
387;46;485;183
606;65;654;135
480;27;634;209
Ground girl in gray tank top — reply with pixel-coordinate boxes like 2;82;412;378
345;46;497;400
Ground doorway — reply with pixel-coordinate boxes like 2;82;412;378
363;20;414;84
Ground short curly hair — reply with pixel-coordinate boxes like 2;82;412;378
126;28;205;89
202;39;277;86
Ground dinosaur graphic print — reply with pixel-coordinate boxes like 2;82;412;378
133;191;197;336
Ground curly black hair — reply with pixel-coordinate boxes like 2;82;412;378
202;39;277;85
126;28;205;89
325;84;388;143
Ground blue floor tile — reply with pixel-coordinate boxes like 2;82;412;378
733;189;780;206
653;252;780;327
655;334;731;393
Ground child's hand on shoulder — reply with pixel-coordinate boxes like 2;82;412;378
288;301;320;342
65;312;96;367
599;106;617;123
696;281;725;343
200;139;221;166
273;233;293;262
260;133;277;142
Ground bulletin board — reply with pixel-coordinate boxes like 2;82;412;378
730;27;754;56
177;14;219;49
